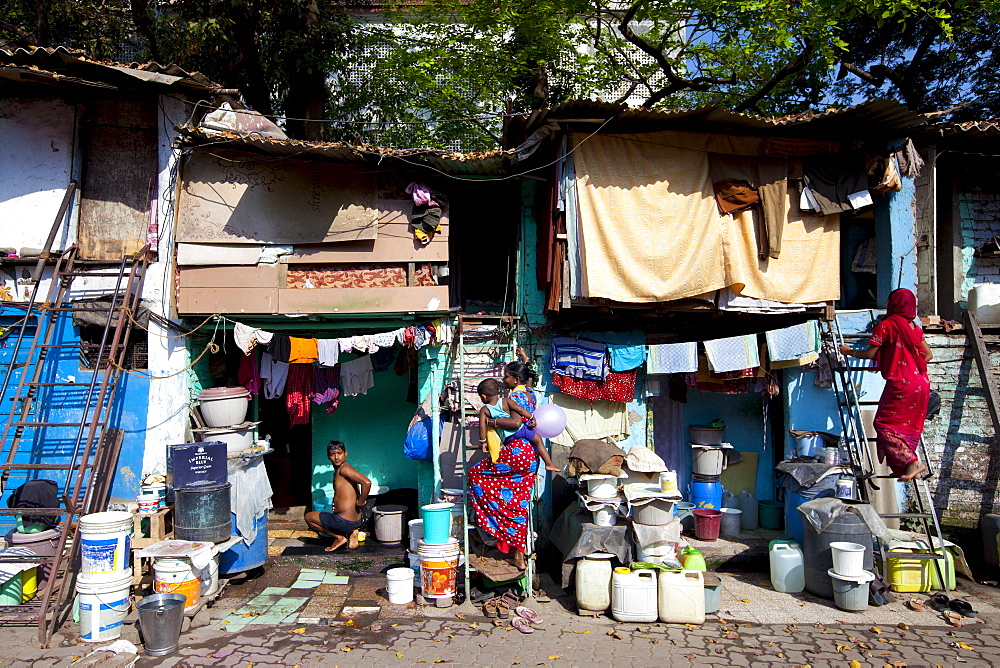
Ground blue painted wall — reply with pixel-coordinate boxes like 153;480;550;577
0;307;149;532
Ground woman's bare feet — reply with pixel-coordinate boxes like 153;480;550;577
898;460;928;482
325;535;348;552
512;550;526;569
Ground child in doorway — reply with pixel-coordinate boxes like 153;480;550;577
477;378;561;472
303;441;371;552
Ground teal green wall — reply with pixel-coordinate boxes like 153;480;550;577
310;359;419;512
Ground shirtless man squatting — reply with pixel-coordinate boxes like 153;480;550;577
304;440;371;552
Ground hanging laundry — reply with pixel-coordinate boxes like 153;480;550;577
413;326;432;349
371;330;398;349
552;369;636;403
549;392;632;449
647;342;698;374
709;154;788;259
350;335;370;354
608;343;646;372
337;337;354;354
396;328;408;346
765;321;819;362
432;319;453;345
233;322;272;355
411;203;443;245
268;334;292;363
317;338;340;367
288;337;319;364
802;152;870;216
313;365;341;415
260;351;289;399
285;364;314;427
402;326;416;348
341;355;375;396
551;336;607;380
371;346;395;372
405;182;436;207
238;350;261;396
703;334;760;373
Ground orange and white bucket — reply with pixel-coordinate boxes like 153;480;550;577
153;557;201;611
417;538;460;599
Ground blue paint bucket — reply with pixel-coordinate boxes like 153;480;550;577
795;435;823;457
420;503;455;544
689;477;724;510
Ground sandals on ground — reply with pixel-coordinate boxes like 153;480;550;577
949;598;978;617
483;598;498;618
496;598;511;619
515;606;543;625
511;617;534;634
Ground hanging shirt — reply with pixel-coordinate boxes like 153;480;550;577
317;338;340;367
551;336;607;380
233;323;273;355
285;363;314;427
238;350;261;396
341;355;375;396
260;352;289;399
288;337;319;364
268;334;292;363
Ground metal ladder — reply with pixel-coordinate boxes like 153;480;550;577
821;314;947;590
962;310;1000;436
0;182;152;645
454;314;535;601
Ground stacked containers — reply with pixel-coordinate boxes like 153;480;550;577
77;511;134;642
162;440;230;610
418;503;459;601
194;387;253;455
688;427;727;513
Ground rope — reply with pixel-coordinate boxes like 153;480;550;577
111;318;222;380
121;307;221;339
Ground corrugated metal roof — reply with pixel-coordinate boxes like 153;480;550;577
0;46;222;92
177;126;513;174
525;97;929;140
926;119;1000;151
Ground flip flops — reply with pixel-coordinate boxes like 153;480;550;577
511;617;534;634
930;593;951;611
515;606;543;625
949;599;978;617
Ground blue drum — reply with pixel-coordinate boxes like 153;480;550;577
689;475;724;510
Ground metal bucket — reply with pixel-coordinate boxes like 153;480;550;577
174;483;232;543
137;593;186;656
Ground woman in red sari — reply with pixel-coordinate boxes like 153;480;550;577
840;288;933;481
468;361;539;568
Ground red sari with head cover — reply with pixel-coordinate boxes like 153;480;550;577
869;289;930;476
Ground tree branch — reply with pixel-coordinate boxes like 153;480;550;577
733;39;814;114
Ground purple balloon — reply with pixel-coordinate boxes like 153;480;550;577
534;403;567;439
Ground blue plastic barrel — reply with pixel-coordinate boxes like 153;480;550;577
689;477;724;510
784;491;808;545
219;512;267;575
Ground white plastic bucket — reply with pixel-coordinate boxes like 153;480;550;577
592;506;617;527
659;471;677;493
830;541;866;577
77;570;132;642
137;496;159;514
418;539;460;599
585;475;618;499
386;567;415;604
153;557;202;611
408;519;424;553
407;551;420;571
79;511;133;577
201;554;220;597
828;569;875;612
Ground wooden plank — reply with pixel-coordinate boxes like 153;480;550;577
178;264;280;289
278;286;450;314
78;98;157;261
177;288;278;314
177;243;263;266
964;310;1000;435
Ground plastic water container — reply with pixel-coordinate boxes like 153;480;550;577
373;505;408;545
969;283;1000;325
692;446;726;476
611;569;658;622
721;490;738;508
720;508;742;537
417;538;460;599
77;570;132;642
420;503;455;544
79;511;133;577
197;386;250;427
679;546;706;571
828;569;874;612
769;540;805;593
658;570;705;624
575;552;613;613
887;542;956;592
689;477;724;510
592;505;618;527
830;541;866;577
386;567;415;605
802;507;873;599
738;491;759;530
153;557;202;611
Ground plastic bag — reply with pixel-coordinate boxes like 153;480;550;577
403;416;442;461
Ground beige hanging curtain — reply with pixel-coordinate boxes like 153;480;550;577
572;132;840;304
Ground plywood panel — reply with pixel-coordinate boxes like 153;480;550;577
278;286;450;314
281;200;449;263
178;265;280;289
79;98;157;260
177;288;278;314
177;150;378;244
177;243;263;266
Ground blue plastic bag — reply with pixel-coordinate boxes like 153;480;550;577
403;416;443;461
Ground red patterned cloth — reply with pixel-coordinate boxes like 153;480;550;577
552;370;636;403
286;264;436;289
286;363;314;427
